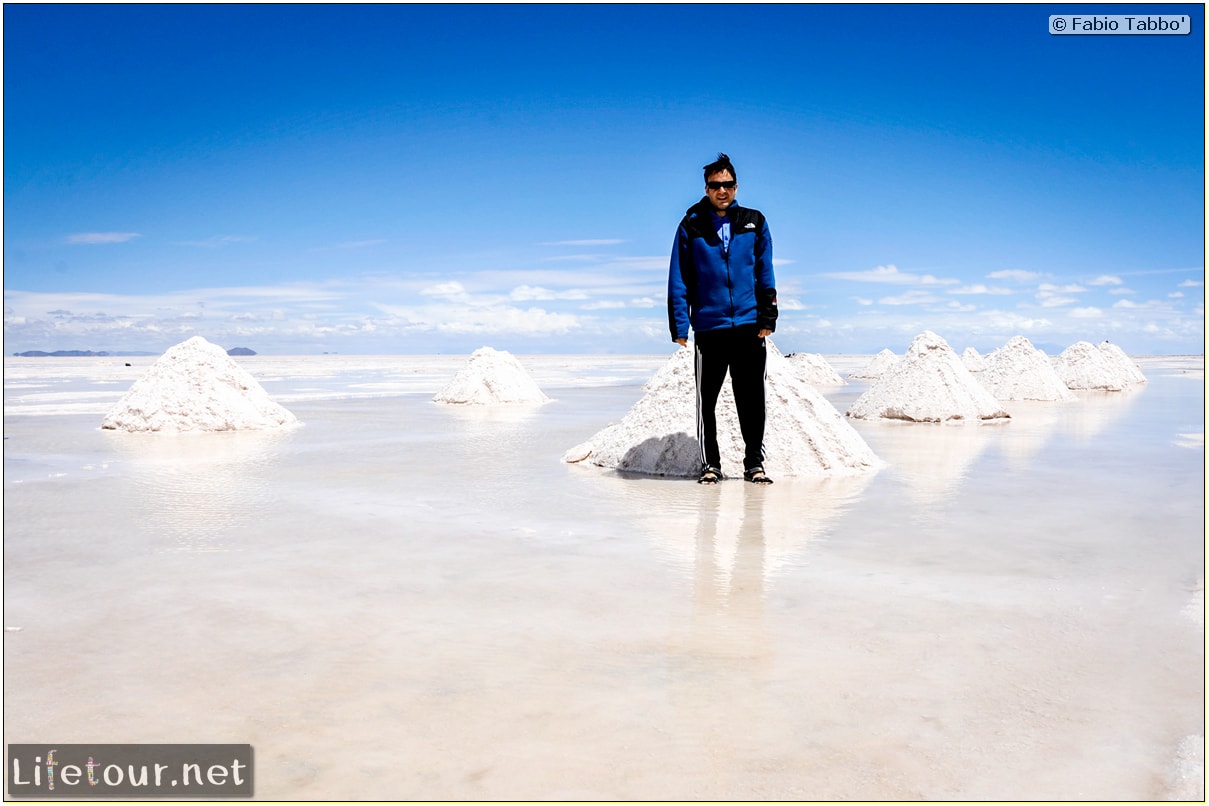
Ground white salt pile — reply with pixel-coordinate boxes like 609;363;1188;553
847;331;1010;423
563;342;880;478
1183;581;1204;628
848;348;898;379
1165;734;1206;801
785;352;846;386
1054;341;1133;391
962;346;984;372
1098;340;1148;385
977;335;1075;402
432;346;550;405
101;336;298;432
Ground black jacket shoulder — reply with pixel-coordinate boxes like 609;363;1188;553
681;199;765;240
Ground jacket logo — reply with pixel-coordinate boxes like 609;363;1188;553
745;223;756;229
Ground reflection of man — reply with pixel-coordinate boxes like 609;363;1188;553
668;153;778;485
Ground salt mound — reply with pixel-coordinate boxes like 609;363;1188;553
849;348;898;379
1165;734;1205;801
962;347;984;372
1183;581;1204;628
786;352;846;386
432;346;550;405
1054;341;1127;391
564;342;880;477
101;336;298;432
977;336;1075;401
847;331;1010;423
1098;341;1148;385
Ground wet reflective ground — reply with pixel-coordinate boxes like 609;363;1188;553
4;355;1203;800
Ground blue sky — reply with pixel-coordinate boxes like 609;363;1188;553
4;3;1204;355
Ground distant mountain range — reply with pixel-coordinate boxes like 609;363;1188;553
12;347;257;357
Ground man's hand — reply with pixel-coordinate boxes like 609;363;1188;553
675;338;688;347
758;329;772;339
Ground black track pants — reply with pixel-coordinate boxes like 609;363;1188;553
693;325;768;472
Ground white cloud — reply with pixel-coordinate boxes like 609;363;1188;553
987;269;1040;283
419;281;470;302
372;297;582;335
1169;291;1185;299
1088;275;1123;286
1111;298;1170;311
822;264;958;286
772;258;795;267
1036;282;1086;307
3;284;354;352
66;232;141;244
509;285;589;301
1179;279;1204;287
949;284;1012;296
435;307;580;335
1039;296;1077;308
473;264;661;295
877;290;944;306
7;264;1201;356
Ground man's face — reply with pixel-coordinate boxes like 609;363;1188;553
705;169;737;214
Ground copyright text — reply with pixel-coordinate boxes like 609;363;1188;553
7;744;253;798
1050;15;1191;35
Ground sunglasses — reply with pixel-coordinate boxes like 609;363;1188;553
706;180;737;190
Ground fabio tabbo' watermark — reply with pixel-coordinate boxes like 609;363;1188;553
1050;14;1191;35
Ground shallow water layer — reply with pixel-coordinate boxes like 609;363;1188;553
3;355;1204;800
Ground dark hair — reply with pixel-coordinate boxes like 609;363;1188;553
703;152;737;183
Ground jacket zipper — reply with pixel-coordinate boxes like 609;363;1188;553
723;226;735;327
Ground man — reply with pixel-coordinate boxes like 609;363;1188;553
667;153;778;485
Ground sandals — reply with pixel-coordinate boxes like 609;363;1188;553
743;466;774;485
699;465;773;484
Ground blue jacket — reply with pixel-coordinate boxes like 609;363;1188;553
667;198;778;341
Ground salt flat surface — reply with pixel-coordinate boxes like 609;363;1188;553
2;354;666;415
4;353;1204;801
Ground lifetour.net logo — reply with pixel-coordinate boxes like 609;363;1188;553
7;744;253;798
